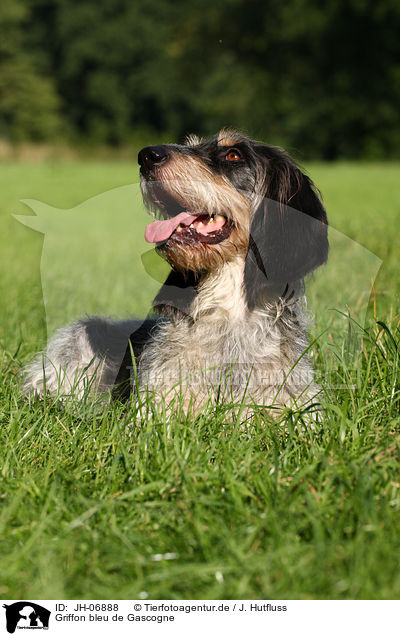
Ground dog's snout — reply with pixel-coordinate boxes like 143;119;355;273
138;146;169;173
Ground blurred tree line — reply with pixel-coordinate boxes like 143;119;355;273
0;0;399;158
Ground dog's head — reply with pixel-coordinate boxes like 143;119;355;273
139;129;328;310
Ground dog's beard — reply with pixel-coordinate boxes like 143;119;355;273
140;157;251;273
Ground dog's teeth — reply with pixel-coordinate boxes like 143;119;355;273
189;223;194;228
176;224;183;232
197;221;204;228
215;214;225;223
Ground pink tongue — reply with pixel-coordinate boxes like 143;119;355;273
145;211;198;243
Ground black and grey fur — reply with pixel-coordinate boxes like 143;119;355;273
22;130;328;413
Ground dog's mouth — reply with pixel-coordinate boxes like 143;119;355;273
145;211;233;246
142;182;234;246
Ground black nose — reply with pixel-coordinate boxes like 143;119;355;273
138;145;169;172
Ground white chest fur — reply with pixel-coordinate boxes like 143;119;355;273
139;257;316;408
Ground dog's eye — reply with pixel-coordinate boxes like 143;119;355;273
224;149;242;162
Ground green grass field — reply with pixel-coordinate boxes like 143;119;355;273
0;160;399;599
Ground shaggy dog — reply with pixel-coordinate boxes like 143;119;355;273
22;130;328;414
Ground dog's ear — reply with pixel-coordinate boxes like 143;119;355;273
244;147;328;309
152;269;199;318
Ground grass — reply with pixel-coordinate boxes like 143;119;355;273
0;159;400;599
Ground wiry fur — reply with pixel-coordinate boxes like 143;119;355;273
141;153;250;273
22;130;328;415
138;257;317;412
22;319;142;398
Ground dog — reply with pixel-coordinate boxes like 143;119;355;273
22;129;328;415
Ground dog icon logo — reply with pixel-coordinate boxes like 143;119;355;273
2;602;50;633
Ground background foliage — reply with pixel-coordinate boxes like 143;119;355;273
0;0;399;157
